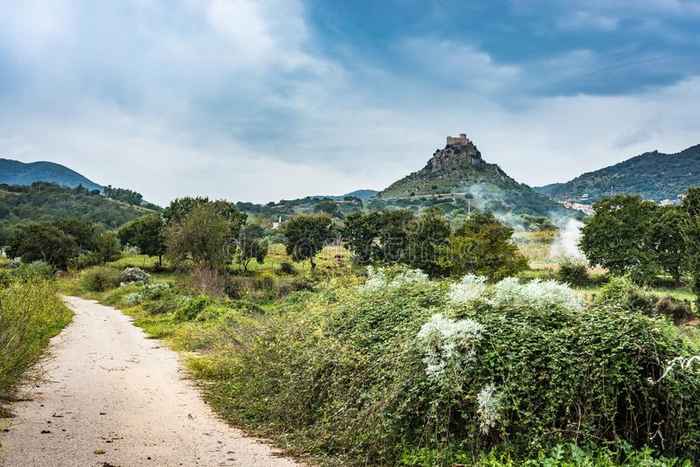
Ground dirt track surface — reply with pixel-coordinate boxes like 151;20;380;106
0;296;299;467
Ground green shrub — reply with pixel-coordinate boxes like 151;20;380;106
121;267;150;284
79;266;122;292
13;260;57;281
654;295;693;323
279;261;297;275
598;276;656;313
558;260;589;285
68;252;103;270
202;275;700;465
174;296;212;321
0;274;72;407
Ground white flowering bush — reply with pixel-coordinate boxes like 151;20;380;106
121;267;151;284
489;278;583;311
125;292;142;306
359;267;429;293
389;268;429;288
476;384;502;433
416;313;484;381
448;274;487;306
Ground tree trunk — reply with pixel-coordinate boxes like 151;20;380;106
310;257;316;270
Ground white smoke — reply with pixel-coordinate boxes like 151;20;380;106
549;218;587;262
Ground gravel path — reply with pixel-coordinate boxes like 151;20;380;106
0;296;300;467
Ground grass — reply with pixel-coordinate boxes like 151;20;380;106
0;272;73;418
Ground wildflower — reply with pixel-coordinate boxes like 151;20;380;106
477;384;502;433
489;278;583;311
448;274;487;306
390;269;429;288
416;313;484;380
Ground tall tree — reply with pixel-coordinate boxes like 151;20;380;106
648;207;686;285
439;212;528;280
580;194;659;282
118;214;166;268
342;211;381;265
52;218;96;251
405;206;451;277
281;213;335;270
374;210;415;264
237;224;268;271
682;187;700;297
164;204;235;271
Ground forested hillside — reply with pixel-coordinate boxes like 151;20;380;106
0;183;158;231
536;144;700;203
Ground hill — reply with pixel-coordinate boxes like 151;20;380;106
312;189;379;201
0;182;158;230
535;144;700;204
0;158;103;191
377;134;566;217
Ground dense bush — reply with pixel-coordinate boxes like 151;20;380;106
0;273;72;411
558;260;589;285
654;295;694;323
121;267;151;284
175;296;212;321
279;261;297;275
79;266;123;292
196;273;700;465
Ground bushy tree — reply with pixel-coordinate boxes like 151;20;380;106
7;223;79;269
342;211;381;265
313;199;342;218
281;213;334;270
439;212;528;280
237;224;268;271
94;231;121;263
52;218;96;251
580;194;658;282
681;187;700;297
649;207;686;285
118;214;166;267
165;204;235;271
374;209;415;264
405;206;451;277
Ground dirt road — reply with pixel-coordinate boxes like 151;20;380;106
0;296;300;467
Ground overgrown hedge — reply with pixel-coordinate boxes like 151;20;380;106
192;270;700;465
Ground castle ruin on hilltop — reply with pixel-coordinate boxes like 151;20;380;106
446;133;470;145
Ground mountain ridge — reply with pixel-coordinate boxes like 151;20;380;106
0;158;103;192
534;144;700;203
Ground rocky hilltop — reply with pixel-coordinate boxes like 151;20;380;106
377;135;562;217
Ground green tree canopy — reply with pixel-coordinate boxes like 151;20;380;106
405;206;451;277
648;207;686;285
374;209;415;264
237;224;268;271
7;223;79;269
281;213;335;270
118;214;166;267
52;218;97;251
164;204;235;271
580;194;659;281
342;211;381;265
439;211;528;280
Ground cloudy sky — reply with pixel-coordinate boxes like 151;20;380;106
0;0;699;205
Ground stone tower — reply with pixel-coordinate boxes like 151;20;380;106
446;133;470;145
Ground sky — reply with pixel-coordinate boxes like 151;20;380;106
0;0;699;206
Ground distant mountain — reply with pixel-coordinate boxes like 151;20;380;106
0;158;103;192
534;144;700;204
315;189;379;200
377;135;566;217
